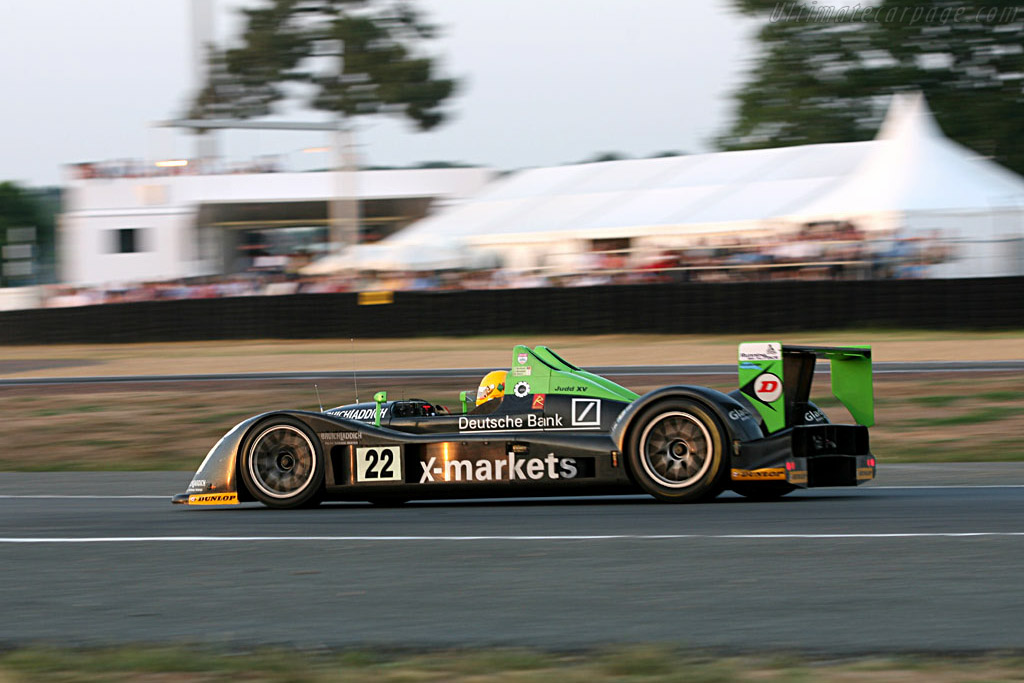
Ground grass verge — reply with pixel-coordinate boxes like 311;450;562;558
3;646;1024;682
2;372;1024;469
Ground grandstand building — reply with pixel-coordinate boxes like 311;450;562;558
59;164;493;285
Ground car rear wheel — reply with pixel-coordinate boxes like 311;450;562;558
626;399;729;503
240;417;324;509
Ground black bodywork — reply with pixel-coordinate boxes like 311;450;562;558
173;343;875;507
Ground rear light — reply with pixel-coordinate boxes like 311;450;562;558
785;461;795;471
867;457;876;467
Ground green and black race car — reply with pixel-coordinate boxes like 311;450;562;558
173;342;876;508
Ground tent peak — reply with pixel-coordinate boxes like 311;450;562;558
876;91;944;142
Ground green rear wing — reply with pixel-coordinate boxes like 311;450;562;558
737;342;873;434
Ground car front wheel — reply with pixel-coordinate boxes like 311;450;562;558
240;417;325;509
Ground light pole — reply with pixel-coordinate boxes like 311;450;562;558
190;0;217;168
329;122;361;251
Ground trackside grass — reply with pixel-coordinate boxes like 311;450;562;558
3;330;1024;469
3;646;1024;682
2;373;1024;470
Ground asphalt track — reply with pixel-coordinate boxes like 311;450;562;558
2;465;1023;653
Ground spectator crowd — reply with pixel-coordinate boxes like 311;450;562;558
41;226;951;309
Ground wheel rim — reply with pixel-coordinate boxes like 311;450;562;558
248;425;318;499
638;411;714;489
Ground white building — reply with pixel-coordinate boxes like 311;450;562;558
59;166;494;286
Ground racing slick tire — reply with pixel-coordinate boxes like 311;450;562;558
626;399;729;503
240;417;325;509
731;482;797;500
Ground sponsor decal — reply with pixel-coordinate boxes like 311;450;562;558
187;479;208;492
511;366;532;377
532;394;546;410
517;353;528;365
553;384;588;393
571;398;601;427
753;373;783;403
513;381;531;398
459;413;564;431
788;470;809;485
731;467;787;481
739;342;781;362
856;467;875;480
356;446;403;482
728;408;751;421
328;406;389;421
419;452;578;483
804;410;824;423
319;431;362;444
188;492;239;505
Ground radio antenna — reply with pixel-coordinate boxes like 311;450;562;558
351;338;359;403
314;384;324;412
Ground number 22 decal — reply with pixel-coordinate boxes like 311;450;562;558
363;448;394;478
356;446;402;482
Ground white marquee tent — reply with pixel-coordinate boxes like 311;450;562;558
793;93;1024;277
314;93;1024;278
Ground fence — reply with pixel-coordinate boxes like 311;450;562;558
1;278;1022;345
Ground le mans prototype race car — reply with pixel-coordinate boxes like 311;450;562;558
173;342;876;509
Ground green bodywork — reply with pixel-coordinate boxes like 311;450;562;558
507;345;639;402
738;342;873;434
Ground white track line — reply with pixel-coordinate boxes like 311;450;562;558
0;495;168;499
866;485;1024;489
2;532;1024;543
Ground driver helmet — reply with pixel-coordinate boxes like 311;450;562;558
476;370;507;406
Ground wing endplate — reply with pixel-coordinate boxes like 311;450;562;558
738;342;787;433
738;342;873;433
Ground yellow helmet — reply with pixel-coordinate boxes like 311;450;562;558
476;370;507;406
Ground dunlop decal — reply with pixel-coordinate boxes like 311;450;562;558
188;492;240;505
731;467;787;481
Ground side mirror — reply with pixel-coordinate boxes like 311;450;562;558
373;391;387;426
460;390;470;414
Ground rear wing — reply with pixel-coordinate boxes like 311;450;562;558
737;342;873;434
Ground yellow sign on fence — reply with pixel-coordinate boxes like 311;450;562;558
358;291;394;306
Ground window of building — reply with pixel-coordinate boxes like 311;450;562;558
109;228;149;254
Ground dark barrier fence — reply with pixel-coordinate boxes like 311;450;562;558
2;278;1023;345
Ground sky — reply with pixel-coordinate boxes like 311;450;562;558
0;0;758;187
